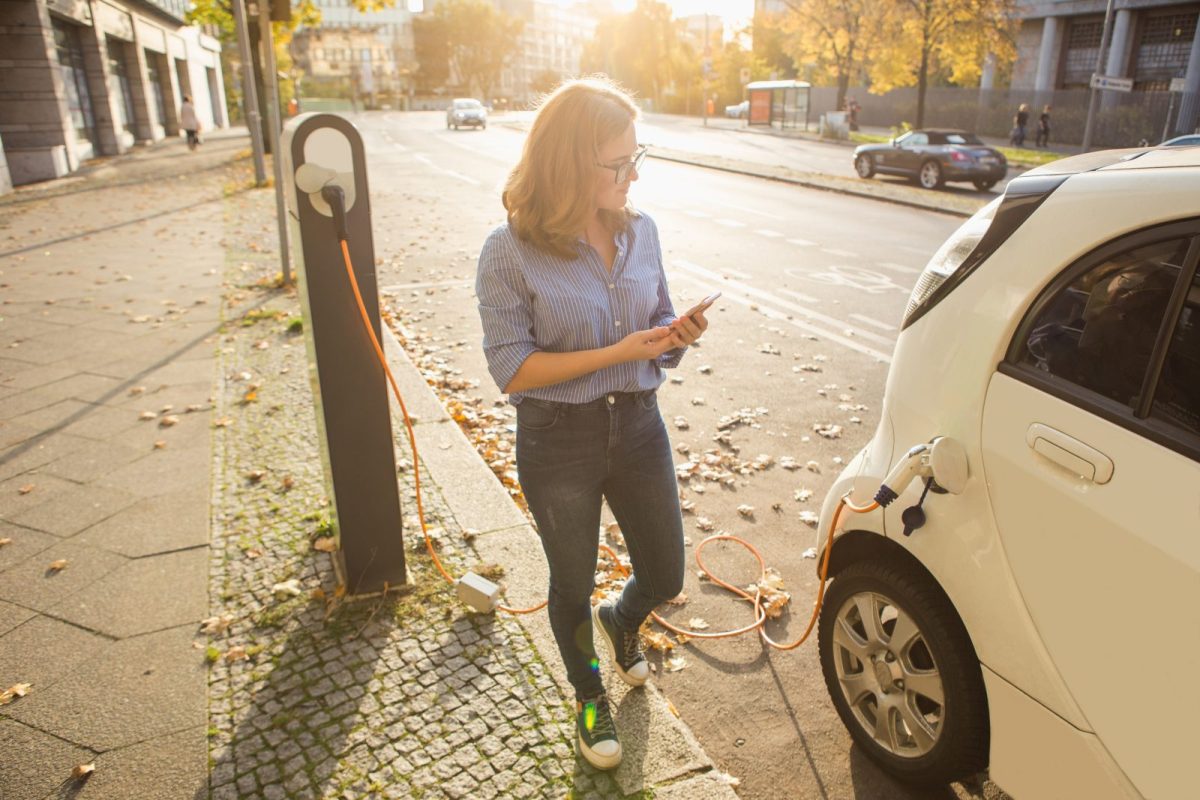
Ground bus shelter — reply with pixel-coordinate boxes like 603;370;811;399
746;80;812;131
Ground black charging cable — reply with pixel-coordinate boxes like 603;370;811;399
321;185;350;242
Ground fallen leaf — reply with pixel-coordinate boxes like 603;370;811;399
158;415;179;428
224;646;248;662
245;470;265;483
0;683;32;705
72;762;95;780
687;617;710;630
802;547;818;559
799;511;819;526
736;504;754;518
272;578;302;598
17;484;34;495
153;440;167;449
138;410;157;421
128;386;146;396
0;538;11;547
213;417;233;428
245;548;263;559
672;416;689;430
200;615;233;635
710;770;740;787
641;630;675;652
280;476;295;491
312;537;337;553
47;559;68;573
664;654;687;672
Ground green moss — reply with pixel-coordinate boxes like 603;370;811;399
286;317;304;334
205;645;221;663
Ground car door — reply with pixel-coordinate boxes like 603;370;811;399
897;132;928;172
980;223;1200;800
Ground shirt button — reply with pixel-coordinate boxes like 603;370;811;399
614;320;621;327
608;283;615;289
607;395;615;405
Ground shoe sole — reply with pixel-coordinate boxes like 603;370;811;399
592;603;648;687
578;732;621;770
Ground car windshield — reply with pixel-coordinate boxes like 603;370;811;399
455;100;482;109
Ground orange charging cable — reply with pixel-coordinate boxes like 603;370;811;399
337;239;880;634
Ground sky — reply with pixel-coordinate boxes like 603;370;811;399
407;1;757;27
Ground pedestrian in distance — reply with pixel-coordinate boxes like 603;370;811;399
1036;104;1052;148
1011;102;1030;148
475;76;707;772
180;95;201;150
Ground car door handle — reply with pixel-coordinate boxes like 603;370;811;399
1025;423;1114;484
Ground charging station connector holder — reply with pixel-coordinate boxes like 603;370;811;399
457;572;500;614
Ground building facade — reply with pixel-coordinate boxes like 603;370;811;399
1013;1;1200;134
493;0;596;107
290;0;416;108
0;0;227;192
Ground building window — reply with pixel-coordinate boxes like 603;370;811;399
51;17;97;148
107;38;136;133
145;52;168;129
1133;11;1199;90
1060;17;1105;89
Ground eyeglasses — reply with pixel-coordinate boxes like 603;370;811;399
596;145;647;184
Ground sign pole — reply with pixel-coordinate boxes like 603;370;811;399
1081;0;1117;152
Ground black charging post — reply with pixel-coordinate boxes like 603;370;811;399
281;114;406;594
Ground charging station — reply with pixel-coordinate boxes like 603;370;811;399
281;113;406;594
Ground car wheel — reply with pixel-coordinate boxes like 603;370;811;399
973;180;997;192
918;160;944;189
446;120;451;129
481;122;487;130
855;154;876;178
818;559;988;786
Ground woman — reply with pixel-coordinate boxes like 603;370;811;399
180;95;200;150
475;77;708;770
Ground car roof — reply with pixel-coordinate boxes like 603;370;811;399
1024;146;1200;177
916;128;973;135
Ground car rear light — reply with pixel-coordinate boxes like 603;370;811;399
950;150;970;162
900;174;1070;331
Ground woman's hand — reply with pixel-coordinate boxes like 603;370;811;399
615;326;678;362
668;310;708;348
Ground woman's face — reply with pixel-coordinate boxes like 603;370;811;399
592;122;639;213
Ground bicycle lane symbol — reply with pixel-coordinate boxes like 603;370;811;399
785;266;911;295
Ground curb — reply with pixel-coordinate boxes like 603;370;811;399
379;326;739;798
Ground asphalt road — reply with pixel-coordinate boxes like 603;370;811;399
356;110;1004;800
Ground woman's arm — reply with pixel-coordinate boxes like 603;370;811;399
504;327;677;394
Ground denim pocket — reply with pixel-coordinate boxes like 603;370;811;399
517;399;561;431
637;390;658;411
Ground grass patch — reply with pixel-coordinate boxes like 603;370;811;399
286;316;304;334
239;308;286;327
205;645;222;663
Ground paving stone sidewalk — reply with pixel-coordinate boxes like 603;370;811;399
1;130;738;799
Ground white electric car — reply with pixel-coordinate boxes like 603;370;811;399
816;146;1199;798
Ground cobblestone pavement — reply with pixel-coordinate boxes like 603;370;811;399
202;180;629;800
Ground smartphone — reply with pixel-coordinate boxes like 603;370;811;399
682;291;721;320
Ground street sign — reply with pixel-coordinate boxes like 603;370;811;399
1170;77;1188;93
1090;73;1133;92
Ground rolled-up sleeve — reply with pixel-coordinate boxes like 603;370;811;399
476;233;537;393
645;218;687;369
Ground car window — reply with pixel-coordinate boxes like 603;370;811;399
455;100;481;109
1019;238;1188;407
1151;271;1200;435
906;133;928;146
927;132;947;145
946;133;984;145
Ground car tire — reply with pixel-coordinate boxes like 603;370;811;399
918;160;944;190
973;180;997;192
446;120;451;129
818;559;989;786
481;122;487;130
855;154;876;178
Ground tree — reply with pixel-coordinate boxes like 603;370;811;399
528;68;562;97
779;0;882;113
751;10;796;79
412;12;450;93
433;0;524;101
868;0;1018;128
713;37;769;111
580;1;684;110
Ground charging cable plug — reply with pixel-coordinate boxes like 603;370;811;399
875;443;931;507
456;572;500;613
320;184;350;242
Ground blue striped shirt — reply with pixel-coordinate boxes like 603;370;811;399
476;212;686;404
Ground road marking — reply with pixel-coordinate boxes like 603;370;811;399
672;258;895;361
413;153;482;185
754;229;783;238
708;199;786;220
850;313;897;331
787;238;816;247
382;279;474;292
876;261;922;275
821;247;859;258
714;218;746;228
779;289;819;304
788;265;911;295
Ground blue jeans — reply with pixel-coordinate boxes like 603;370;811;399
515;389;685;700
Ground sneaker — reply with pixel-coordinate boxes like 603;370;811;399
592;602;649;687
577;693;621;770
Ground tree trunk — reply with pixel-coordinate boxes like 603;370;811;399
916;46;929;129
836;70;849;115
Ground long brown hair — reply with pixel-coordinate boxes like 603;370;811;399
502;76;639;259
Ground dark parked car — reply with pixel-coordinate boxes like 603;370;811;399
853;129;1007;191
446;98;487;130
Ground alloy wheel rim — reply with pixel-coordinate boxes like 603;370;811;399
831;591;945;758
920;163;939;188
856;156;872;177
